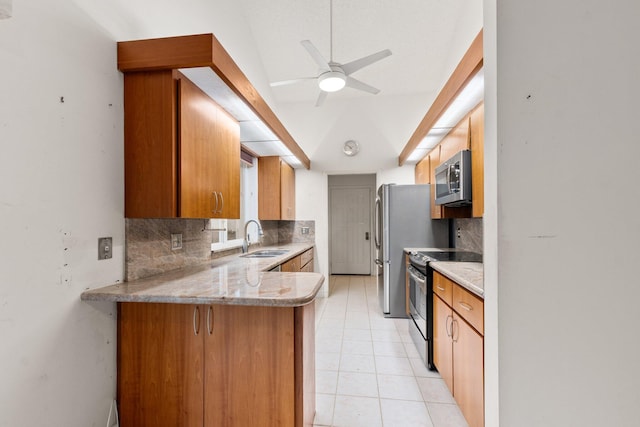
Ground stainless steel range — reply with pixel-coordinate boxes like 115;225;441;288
407;250;482;369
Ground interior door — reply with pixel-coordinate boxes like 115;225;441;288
330;187;371;274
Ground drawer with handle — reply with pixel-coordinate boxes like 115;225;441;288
433;271;453;305
452;284;484;335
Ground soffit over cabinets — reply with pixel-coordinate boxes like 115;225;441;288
117;33;310;169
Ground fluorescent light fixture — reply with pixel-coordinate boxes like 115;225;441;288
410;68;484;162
406;148;430;163
433;68;484;129
281;155;304;169
239;120;278;142
0;0;11;19
318;71;346;92
241;140;293;157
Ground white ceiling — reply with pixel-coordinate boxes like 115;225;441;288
75;0;482;173
234;0;483;172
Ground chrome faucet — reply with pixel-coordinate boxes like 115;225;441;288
242;219;263;253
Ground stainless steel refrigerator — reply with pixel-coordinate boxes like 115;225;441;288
375;184;448;317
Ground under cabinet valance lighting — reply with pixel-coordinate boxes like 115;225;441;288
406;68;484;164
0;0;11;19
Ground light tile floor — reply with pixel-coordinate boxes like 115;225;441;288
313;275;469;427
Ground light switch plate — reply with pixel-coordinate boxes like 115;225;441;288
98;237;112;260
171;233;183;250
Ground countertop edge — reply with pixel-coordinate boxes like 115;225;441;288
81;272;325;307
81;243;323;307
430;262;484;298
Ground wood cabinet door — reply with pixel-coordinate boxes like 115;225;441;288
429;147;443;219
258;156;282;220
440;117;470;161
281;255;301;272
117;303;204;427
453;313;484;427
280;160;296;220
215;108;241;219
178;74;240;218
178;76;220;218
470;103;484;218
433;295;454;392
123;70;178;218
415;156;430;184
204;305;296;427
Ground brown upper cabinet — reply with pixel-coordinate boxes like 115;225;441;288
258;156;295;220
416;103;484;219
470;103;484;218
124;70;240;218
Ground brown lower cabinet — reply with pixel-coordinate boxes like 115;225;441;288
117;301;315;427
432;272;484;427
282;248;314;273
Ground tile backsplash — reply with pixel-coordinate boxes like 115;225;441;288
125;219;213;281
452;218;483;254
125;218;315;281
261;220;316;246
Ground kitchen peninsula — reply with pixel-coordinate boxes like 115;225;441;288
82;243;322;427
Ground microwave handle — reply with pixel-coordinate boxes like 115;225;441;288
447;163;455;194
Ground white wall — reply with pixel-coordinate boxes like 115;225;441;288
0;2;123;425
376;165;415;187
0;0;267;425
488;1;640;426
295;169;329;296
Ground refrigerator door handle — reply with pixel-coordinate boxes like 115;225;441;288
374;197;381;249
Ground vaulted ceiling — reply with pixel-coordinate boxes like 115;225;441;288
236;0;483;173
76;0;482;173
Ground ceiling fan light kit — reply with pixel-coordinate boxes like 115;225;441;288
269;0;392;106
318;71;346;92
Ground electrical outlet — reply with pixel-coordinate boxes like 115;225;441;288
456;227;462;238
98;237;112;260
171;233;183;250
301;227;310;235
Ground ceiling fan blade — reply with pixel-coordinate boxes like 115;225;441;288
345;76;380;95
342;49;392;75
301;40;331;72
270;77;316;87
315;91;328;107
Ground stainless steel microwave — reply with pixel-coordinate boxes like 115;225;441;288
434;149;472;206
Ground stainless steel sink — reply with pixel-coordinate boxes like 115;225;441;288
241;249;289;258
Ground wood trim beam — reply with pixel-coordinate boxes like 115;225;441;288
398;29;483;166
117;33;311;170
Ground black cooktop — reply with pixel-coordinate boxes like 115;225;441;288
409;250;482;268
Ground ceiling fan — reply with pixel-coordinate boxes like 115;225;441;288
269;0;392;107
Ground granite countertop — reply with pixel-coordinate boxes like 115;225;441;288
81;243;323;307
430;261;484;298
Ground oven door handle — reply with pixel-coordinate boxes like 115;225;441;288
407;265;426;286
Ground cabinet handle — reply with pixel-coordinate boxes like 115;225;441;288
452;318;459;343
193;306;200;336
446;314;452;337
212;192;219;214
207;306;213;335
218;192;224;214
458;301;473;311
436;285;446;291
